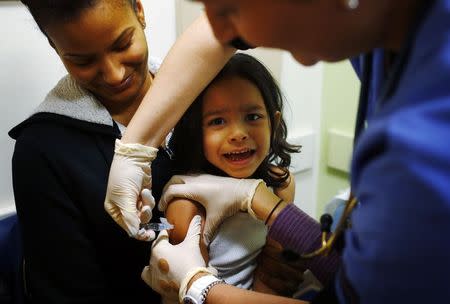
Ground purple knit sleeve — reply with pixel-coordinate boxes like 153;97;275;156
268;204;341;285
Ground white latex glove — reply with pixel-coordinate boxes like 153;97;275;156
159;174;264;244
141;215;213;302
104;139;158;240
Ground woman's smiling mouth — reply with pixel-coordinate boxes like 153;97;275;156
106;73;134;93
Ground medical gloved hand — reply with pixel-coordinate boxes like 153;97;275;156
159;174;264;244
104;139;158;241
141;215;213;302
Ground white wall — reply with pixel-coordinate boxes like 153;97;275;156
280;54;323;217
0;0;176;216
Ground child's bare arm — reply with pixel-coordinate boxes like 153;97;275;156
165;198;209;263
272;169;295;204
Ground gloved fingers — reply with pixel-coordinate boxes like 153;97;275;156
143;267;179;300
159;175;190;199
141;174;152;190
151;229;170;249
202;214;224;246
142;265;179;299
104;201;121;222
163;175;189;189
141;189;156;208
158;183;192;211
141;163;151;176
139;205;152;224
236;178;265;213
104;201;135;235
139;162;152;189
140;188;155;223
121;209;141;237
136;227;156;241
141;265;153;287
184;215;202;245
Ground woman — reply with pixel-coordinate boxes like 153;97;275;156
9;0;234;302
108;0;450;303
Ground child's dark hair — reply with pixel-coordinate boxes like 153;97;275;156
20;0;137;36
169;53;300;188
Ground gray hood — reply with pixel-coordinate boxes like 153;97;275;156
33;57;161;126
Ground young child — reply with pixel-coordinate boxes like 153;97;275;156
161;53;299;300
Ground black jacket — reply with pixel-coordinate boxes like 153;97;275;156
8;70;171;303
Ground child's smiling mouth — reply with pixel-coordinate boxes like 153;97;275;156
223;149;256;162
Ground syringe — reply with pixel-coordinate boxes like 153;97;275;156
140;217;174;232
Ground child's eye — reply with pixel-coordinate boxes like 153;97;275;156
208;118;225;126
246;113;262;121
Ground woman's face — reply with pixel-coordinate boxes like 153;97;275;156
45;0;150;112
200;0;390;65
201;76;272;179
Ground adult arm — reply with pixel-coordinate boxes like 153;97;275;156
254;169;298;295
145;216;308;304
160;175;340;285
122;12;235;147
104;14;234;236
206;283;306;304
253;184;340;285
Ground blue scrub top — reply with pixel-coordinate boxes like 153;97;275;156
337;0;450;303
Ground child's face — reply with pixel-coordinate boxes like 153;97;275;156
202;76;271;178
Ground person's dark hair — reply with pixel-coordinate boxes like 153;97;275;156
20;0;137;36
169;53;300;188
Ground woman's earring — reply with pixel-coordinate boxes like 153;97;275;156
141;21;146;29
346;0;359;10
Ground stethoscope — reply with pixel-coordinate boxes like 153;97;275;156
297;50;404;259
294;0;435;260
299;52;373;259
275;49;376;261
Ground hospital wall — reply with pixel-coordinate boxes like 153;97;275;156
316;62;359;213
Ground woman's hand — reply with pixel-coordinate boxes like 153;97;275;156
159;174;264;244
104;139;158;240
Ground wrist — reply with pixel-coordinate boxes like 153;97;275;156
266;200;288;226
251;184;287;224
179;267;212;302
114;139;158;159
264;198;284;225
187;272;209;290
183;275;225;304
